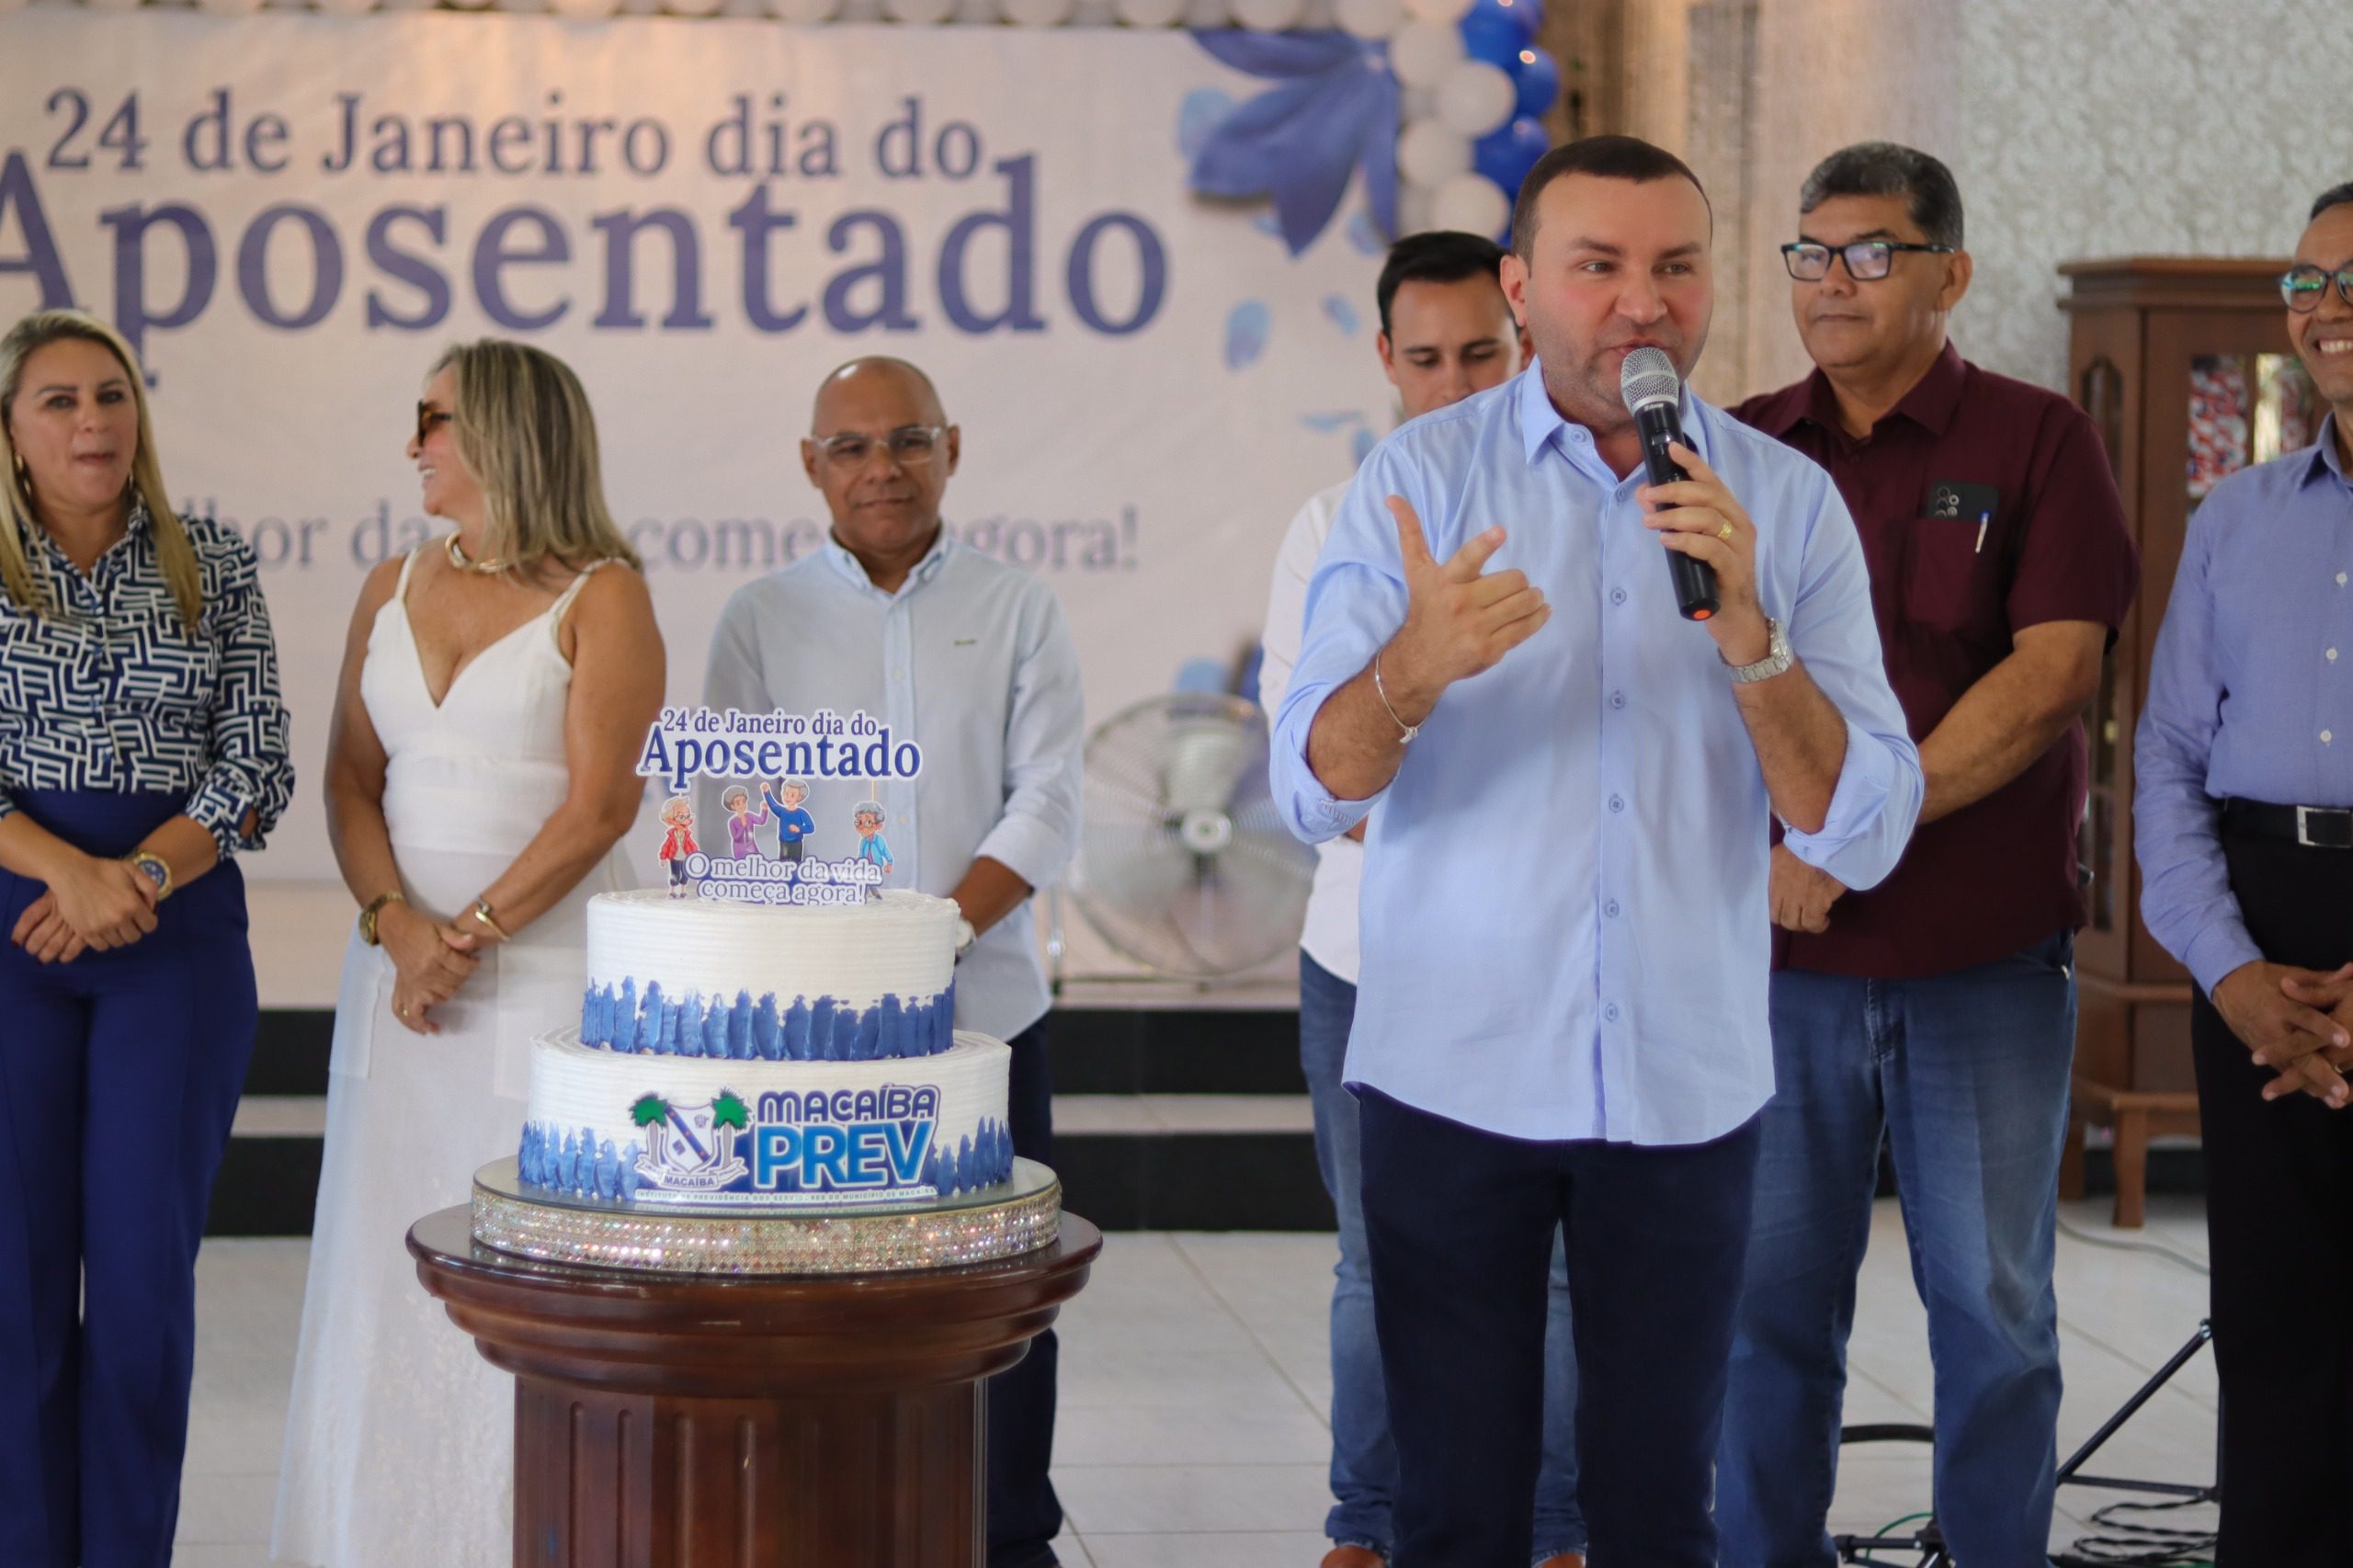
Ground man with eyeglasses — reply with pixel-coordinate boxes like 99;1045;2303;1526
1716;142;2139;1566
2135;181;2353;1566
701;357;1084;1568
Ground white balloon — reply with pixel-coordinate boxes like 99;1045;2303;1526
951;0;1001;21
1401;0;1469;20
1181;0;1230;25
769;0;843;19
500;0;555;12
1396;185;1435;236
838;0;887;16
1114;0;1185;23
549;0;620;17
1435;60;1516;137
1334;0;1401;39
83;0;143;12
196;0;267;15
1388;18;1464;88
1072;0;1119;21
666;0;725;15
313;0;382;17
1428;171;1510;237
1297;0;1336;27
1002;0;1074;22
1399;85;1437;119
1231;0;1302;28
376;0;440;13
884;0;959;19
1395;119;1472;188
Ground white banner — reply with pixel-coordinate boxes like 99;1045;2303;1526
0;13;1392;889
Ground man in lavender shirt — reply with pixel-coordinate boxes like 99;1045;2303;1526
2136;181;2353;1566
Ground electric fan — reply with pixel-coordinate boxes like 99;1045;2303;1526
1066;691;1316;979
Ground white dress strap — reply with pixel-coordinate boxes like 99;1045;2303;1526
546;559;616;644
392;543;426;605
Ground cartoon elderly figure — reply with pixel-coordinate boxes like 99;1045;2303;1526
851;801;892;875
657;796;698;898
722;784;769;860
764;777;818;863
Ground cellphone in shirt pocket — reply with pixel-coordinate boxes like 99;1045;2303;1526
1906;480;2003;631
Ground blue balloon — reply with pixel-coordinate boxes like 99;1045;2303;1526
1460;12;1526;70
1513;45;1562;120
1473;118;1552;201
1463;0;1541;49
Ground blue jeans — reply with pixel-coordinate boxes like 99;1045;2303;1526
1717;930;2077;1568
1301;951;1583;1562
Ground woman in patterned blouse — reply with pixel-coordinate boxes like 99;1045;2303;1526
0;309;293;1567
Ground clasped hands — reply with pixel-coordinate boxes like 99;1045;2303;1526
9;852;162;965
1376;441;1763;714
2214;960;2353;1108
381;901;494;1037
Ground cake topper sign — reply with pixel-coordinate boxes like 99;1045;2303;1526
637;705;924;791
642;706;923;907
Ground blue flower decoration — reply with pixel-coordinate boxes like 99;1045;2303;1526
1225;301;1272;369
1178;88;1238;161
1187;31;1400;258
1324;295;1360;335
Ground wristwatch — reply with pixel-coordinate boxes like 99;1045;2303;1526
122;851;173;902
1723;617;1793;685
358;889;406;946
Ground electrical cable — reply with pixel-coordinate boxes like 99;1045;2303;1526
2053;1216;2210;1276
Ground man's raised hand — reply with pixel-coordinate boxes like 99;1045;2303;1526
1379;495;1551;722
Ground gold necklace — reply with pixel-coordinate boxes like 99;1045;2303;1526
445;532;512;574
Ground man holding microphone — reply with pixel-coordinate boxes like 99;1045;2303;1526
1269;136;1922;1565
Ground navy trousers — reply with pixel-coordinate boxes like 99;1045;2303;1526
987;1017;1062;1568
1359;1086;1762;1568
0;790;256;1568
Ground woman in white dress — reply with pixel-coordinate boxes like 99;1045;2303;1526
273;341;664;1567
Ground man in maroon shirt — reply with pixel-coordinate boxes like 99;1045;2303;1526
1713;143;2139;1567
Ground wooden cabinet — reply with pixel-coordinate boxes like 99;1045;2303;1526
2059;257;2316;1224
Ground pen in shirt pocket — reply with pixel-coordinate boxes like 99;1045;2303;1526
1973;509;1990;554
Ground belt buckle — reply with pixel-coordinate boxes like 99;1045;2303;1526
2295;805;2353;849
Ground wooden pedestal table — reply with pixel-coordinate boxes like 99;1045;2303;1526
408;1165;1098;1568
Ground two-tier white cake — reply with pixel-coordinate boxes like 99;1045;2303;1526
517;889;1014;1210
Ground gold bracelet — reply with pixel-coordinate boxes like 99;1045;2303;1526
471;899;513;941
358;889;404;947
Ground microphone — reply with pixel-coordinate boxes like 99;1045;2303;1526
1620;347;1720;621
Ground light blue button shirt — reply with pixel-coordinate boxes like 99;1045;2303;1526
703;532;1085;1040
1271;365;1923;1145
2137;416;2353;994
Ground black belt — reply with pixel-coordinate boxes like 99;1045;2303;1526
2223;798;2353;849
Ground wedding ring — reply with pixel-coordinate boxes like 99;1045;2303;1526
397;1003;409;1018
1717;519;1735;542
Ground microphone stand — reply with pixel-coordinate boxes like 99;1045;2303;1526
1831;1321;2218;1568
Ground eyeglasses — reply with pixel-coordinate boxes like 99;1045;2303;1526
2279;262;2353;312
1781;240;1957;282
415;403;454;445
810;426;950;470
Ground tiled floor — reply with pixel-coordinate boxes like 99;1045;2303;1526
182;1197;2221;1565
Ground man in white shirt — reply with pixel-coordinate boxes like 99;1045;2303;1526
703;358;1085;1568
1258;233;1583;1568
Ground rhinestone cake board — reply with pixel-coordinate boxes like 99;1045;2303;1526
470;1156;1063;1277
